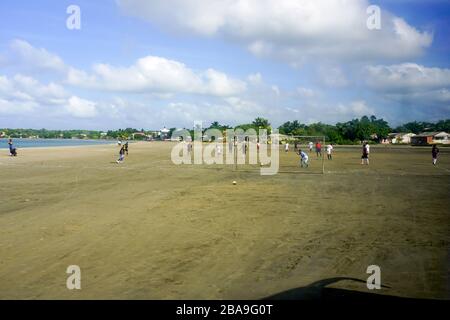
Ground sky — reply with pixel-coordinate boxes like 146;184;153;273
0;0;449;130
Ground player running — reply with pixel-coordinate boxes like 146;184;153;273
117;145;126;163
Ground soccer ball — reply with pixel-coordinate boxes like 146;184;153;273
233;181;237;185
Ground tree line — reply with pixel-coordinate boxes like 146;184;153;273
2;117;449;144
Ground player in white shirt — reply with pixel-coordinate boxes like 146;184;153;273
285;142;289;152
326;144;334;160
298;149;309;168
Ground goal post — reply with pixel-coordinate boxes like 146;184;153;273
231;135;327;174
282;135;326;174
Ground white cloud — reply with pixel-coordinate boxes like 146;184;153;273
66;96;98;118
247;73;263;85
66;55;246;96
365;63;450;91
318;66;348;87
157;96;276;127
3;40;247;97
365;63;450;109
203;68;247;96
337;100;375;117
0;74;98;118
0;98;37;115
9;39;67;73
296;87;316;98
117;0;432;65
0;74;67;107
271;85;280;96
284;100;375;124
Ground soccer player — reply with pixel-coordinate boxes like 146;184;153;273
285;142;289;152
117;145;125;163
361;143;369;165
308;141;313;152
315;141;322;158
124;141;129;155
326;144;333;160
298;149;309;168
432;144;439;165
8;139;17;156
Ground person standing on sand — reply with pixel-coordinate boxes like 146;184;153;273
326;144;333;160
432;144;439;165
361;143;369;165
308;141;314;152
285;142;289;152
124;141;129;155
315;141;322;159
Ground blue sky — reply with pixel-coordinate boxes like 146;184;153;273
0;0;449;130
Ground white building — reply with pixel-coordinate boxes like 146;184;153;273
159;127;171;140
432;132;450;144
387;133;416;144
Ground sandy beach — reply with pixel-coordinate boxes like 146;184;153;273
0;142;449;299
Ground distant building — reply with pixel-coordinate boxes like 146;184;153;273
159;127;171;140
411;132;449;146
387;133;416;144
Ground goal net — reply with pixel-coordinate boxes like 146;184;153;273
232;135;326;174
278;136;326;174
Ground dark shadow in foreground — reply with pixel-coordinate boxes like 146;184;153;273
261;277;432;301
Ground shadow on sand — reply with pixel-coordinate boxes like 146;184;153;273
261;277;428;301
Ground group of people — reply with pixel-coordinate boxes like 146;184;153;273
3;137;443;167
295;140;441;169
285;141;334;168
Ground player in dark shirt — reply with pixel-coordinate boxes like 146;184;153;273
432;144;439;165
8;139;17;156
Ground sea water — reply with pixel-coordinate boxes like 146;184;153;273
1;138;115;149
